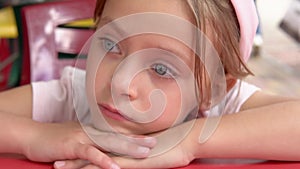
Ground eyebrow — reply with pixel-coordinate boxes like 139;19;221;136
98;16;128;36
99;16;193;64
155;42;192;65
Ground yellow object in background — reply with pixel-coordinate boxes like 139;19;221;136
0;7;18;38
64;18;95;28
0;6;94;38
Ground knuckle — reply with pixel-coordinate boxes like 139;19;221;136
85;145;96;156
177;150;193;166
179;156;191;166
73;129;87;141
74;145;93;161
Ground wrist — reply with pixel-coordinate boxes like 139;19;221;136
17;118;42;156
185;118;207;159
1;113;39;155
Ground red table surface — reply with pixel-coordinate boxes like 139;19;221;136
1;157;300;169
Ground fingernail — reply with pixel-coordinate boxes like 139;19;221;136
137;147;150;154
144;137;155;143
144;137;157;146
54;161;65;168
111;163;120;169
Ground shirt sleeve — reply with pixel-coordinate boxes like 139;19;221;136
31;67;87;123
224;80;261;114
202;80;261;117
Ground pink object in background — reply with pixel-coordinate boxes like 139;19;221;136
19;0;95;85
231;0;259;62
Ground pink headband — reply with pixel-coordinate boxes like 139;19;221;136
231;0;258;62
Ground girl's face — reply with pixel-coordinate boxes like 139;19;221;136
91;0;198;134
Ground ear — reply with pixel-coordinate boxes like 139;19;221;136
225;74;237;92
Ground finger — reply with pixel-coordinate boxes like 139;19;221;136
73;143;120;169
81;164;101;169
113;147;190;169
85;126;157;148
54;159;89;169
113;156;171;169
103;135;152;158
103;135;150;158
125;134;157;148
84;127;156;158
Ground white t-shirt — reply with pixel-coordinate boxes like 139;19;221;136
32;67;260;123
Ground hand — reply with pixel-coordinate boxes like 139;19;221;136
82;125;157;158
113;143;194;169
23;122;156;169
113;120;198;168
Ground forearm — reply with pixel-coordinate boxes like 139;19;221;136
191;100;300;161
0;85;33;118
0;111;39;155
0;85;35;154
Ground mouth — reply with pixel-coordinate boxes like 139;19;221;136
98;104;129;121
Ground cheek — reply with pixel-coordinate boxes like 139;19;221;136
152;76;197;130
94;58;114;97
94;67;105;95
149;85;183;130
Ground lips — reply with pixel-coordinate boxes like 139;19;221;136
98;104;129;121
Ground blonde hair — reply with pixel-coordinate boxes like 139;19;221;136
188;0;251;76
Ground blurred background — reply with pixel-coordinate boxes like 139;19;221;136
0;0;95;91
0;0;299;96
246;0;300;97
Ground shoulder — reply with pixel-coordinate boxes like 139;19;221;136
31;67;87;122
202;80;260;116
61;66;86;82
32;66;86;100
223;80;260;114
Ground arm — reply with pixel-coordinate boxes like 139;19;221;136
0;86;121;169
0;85;33;117
114;91;300;168
0;85;155;169
0;85;33;153
0;109;36;154
193;92;300;160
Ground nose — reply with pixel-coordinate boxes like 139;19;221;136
110;61;167;124
110;59;139;101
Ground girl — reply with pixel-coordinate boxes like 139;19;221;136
0;0;299;169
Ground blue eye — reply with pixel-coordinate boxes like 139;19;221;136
101;38;121;53
152;63;176;78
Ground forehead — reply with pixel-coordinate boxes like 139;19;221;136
101;0;195;24
96;0;200;68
